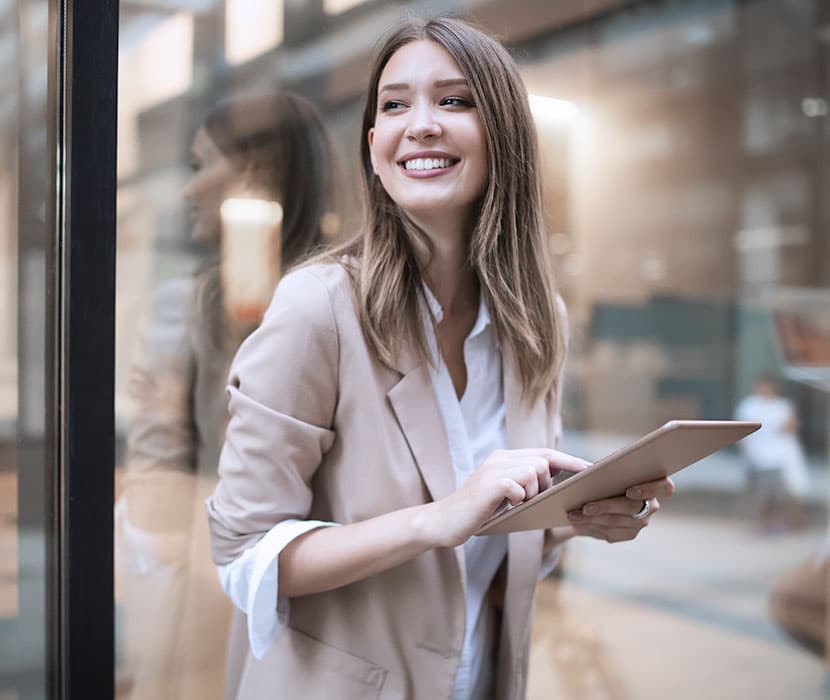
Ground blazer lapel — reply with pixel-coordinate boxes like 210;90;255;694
386;343;456;504
390;339;547;503
497;345;547;699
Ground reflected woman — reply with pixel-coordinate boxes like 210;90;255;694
207;18;674;700
117;92;332;700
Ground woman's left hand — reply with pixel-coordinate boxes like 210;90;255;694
565;476;675;543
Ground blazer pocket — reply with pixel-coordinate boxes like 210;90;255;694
236;626;395;700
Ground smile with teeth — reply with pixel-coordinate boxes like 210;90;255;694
402;157;457;171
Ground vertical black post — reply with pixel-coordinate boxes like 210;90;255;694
59;0;119;697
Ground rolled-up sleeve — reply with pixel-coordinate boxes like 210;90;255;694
206;268;340;566
217;518;337;659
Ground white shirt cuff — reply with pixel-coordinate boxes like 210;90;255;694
114;496;189;575
216;519;337;659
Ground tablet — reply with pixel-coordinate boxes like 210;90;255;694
476;419;761;535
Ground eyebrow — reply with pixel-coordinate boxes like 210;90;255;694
378;78;469;94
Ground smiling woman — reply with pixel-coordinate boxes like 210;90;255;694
204;16;674;700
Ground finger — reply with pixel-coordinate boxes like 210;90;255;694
503;448;591;476
505;462;545;501
534;457;553;493
625;477;675;501
540;449;592;476
569;511;649;529
579;496;650;517
497;477;526;507
527;456;556;495
574;524;641;544
521;464;540;500
571;524;618;542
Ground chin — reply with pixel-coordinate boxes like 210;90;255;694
400;200;471;224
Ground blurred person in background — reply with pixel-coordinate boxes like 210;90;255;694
735;372;810;534
115;91;333;700
205;18;674;700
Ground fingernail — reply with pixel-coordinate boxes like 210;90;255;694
584;504;598;515
628;488;643;498
568;511;582;521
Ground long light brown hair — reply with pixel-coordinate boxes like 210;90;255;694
323;17;564;405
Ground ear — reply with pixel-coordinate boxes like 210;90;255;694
367;128;378;173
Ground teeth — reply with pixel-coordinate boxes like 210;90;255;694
404;157;452;171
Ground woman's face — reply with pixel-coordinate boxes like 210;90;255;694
367;40;488;232
182;127;236;243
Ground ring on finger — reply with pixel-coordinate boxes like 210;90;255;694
632;499;650;521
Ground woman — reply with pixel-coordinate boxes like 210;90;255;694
117;92;332;700
206;18;673;700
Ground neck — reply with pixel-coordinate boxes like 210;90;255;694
408;212;478;317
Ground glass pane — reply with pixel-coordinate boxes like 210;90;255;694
114;5;342;697
114;1;830;698
1;0;51;698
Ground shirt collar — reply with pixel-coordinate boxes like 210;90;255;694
422;282;491;339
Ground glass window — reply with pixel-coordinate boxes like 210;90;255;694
114;1;830;697
1;0;51;697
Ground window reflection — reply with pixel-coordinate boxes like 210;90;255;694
116;92;332;699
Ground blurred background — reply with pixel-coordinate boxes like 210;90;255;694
3;0;830;698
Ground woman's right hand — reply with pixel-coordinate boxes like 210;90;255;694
426;448;590;548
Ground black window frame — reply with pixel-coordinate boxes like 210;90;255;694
51;0;119;697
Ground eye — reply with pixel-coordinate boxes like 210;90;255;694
380;100;407;112
440;96;474;108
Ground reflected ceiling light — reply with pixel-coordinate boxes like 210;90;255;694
324;0;366;14
220;198;283;226
226;0;283;65
528;95;580;126
802;97;828;118
641;255;666;282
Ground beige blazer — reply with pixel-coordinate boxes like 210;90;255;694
206;262;564;700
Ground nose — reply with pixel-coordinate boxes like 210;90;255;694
405;102;442;141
